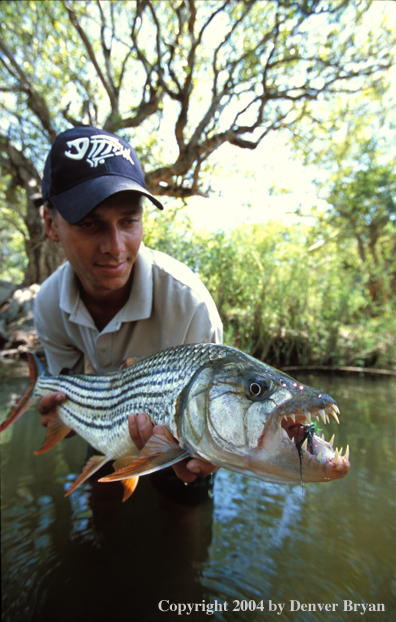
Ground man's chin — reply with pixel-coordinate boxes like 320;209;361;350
91;264;133;292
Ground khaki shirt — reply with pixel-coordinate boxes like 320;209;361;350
34;244;223;375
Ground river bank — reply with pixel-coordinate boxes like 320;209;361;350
1;279;394;376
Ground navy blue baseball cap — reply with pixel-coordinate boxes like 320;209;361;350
34;126;163;223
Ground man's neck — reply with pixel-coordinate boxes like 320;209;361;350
79;276;133;332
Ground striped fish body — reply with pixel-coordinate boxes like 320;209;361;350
33;343;228;460
1;343;350;495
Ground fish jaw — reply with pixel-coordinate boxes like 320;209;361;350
250;405;350;484
244;381;349;483
181;357;350;485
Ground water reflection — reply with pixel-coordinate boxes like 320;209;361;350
1;362;395;621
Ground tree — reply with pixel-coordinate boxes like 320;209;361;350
325;159;396;307
288;83;396;310
0;0;394;284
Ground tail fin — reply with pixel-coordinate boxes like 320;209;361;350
0;353;39;433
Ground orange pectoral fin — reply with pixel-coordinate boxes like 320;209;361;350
34;411;72;455
99;429;190;482
0;353;38;433
64;455;112;497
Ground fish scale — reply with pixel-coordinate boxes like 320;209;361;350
33;343;229;457
0;343;350;497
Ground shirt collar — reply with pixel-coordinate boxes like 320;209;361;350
119;242;153;323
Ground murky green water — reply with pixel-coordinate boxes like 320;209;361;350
1;359;395;622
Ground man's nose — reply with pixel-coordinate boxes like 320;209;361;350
99;226;125;255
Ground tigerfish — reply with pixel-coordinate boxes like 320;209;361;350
0;344;350;501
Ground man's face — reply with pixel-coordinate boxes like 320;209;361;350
44;192;143;299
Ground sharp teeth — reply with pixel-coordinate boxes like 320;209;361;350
339;447;343;456
330;410;340;424
301;438;308;452
318;409;327;424
334;448;340;465
329;434;335;447
333;405;340;415
325;414;330;424
315;415;319;421
290;414;296;423
321;433;325;441
316;451;322;461
345;445;350;461
305;411;312;423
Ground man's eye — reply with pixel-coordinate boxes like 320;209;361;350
80;221;94;228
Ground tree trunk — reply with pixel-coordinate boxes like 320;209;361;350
1;137;66;285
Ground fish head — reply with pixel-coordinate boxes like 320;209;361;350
181;350;350;484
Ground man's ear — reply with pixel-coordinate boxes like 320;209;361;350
43;207;61;242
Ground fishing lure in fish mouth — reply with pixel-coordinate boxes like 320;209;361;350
0;344;350;500
296;423;317;486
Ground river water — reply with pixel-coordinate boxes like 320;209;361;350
1;359;395;622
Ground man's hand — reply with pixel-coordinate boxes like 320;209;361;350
128;413;219;484
38;392;76;438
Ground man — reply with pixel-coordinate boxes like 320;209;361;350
33;125;222;490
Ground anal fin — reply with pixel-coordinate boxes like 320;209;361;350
64;454;112;497
121;477;139;501
34;411;72;455
112;455;140;501
99;429;189;482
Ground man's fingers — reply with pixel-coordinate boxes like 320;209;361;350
127;417;219;483
171;459;219;484
38;392;67;415
41;414;51;428
186;459;220;478
128;413;153;451
38;392;67;429
172;459;199;484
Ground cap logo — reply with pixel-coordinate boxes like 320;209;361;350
64;135;135;168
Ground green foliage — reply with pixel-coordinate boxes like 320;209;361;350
0;174;28;284
326;161;396;307
0;0;394;367
144;205;395;370
0;227;26;284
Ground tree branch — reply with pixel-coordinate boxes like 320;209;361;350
0;36;55;140
62;1;119;116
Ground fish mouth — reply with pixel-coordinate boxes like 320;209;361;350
277;402;350;480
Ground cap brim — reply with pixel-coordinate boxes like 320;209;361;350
50;175;164;223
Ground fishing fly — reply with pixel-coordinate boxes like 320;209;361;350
296;422;318;487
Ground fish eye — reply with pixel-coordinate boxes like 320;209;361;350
244;376;273;400
250;382;262;396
